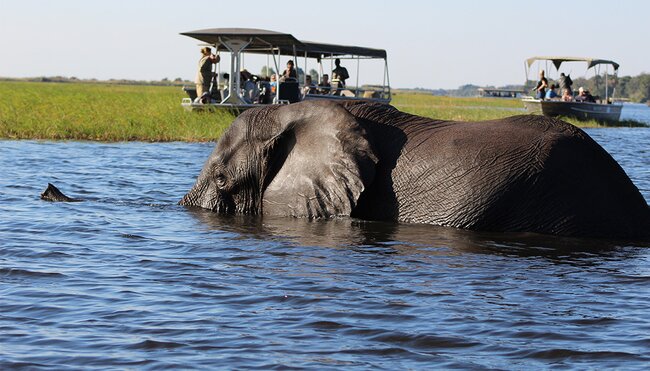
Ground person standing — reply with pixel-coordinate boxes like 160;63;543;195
195;47;220;102
533;70;548;99
331;58;349;87
558;72;573;97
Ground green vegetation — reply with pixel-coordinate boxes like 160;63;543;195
0;81;645;142
391;92;645;127
0;81;234;141
392;93;522;121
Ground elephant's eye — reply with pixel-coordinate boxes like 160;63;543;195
215;174;227;189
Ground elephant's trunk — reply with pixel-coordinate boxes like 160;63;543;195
179;178;221;210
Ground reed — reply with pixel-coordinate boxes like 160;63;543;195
1;82;644;142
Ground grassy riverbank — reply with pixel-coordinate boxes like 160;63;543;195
0;81;235;141
0;81;644;142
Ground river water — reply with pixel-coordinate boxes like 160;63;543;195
2;107;650;369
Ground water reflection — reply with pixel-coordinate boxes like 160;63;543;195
186;209;642;262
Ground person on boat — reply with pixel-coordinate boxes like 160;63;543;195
545;84;558;99
575;87;596;103
195;47;220;103
270;74;278;95
558;73;573;96
562;87;573;102
257;76;272;104
301;75;318;98
281;60;297;81
533;70;548;99
318;74;331;94
240;69;259;104
332;58;350;87
220;72;230;99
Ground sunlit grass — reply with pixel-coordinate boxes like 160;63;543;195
0;81;235;141
1;82;645;142
391;91;647;127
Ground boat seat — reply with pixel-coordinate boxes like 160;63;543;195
183;86;198;101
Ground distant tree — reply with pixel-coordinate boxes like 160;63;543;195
628;73;650;103
260;66;276;77
453;84;481;97
309;69;319;82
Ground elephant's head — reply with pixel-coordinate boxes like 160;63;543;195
180;101;378;218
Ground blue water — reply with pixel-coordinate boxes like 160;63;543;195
2;111;650;369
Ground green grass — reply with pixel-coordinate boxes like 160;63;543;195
1;82;645;142
392;93;523;121
391;92;647;127
0;81;235;141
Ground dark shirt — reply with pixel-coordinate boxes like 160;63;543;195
576;93;596;103
318;82;331;94
282;67;297;80
535;77;548;98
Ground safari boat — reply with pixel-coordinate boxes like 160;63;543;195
522;56;622;121
180;28;391;113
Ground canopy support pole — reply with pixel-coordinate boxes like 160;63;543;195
355;55;360;96
219;37;251;105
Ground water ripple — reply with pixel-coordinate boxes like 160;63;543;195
1;135;650;369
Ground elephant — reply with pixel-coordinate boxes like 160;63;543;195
41;183;80;202
179;100;650;239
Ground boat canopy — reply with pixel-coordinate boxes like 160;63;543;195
300;41;386;59
180;28;387;59
526;56;619;71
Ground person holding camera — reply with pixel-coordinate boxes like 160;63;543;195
195;47;220;103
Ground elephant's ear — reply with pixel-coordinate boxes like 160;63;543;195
262;102;377;218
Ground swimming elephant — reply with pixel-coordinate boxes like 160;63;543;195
180;100;650;239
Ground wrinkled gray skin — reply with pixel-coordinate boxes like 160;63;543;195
180;100;650;239
41;183;80;202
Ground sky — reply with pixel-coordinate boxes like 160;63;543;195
1;0;648;89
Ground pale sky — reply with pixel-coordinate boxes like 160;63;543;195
1;0;648;89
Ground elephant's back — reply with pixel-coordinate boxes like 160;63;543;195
389;115;650;238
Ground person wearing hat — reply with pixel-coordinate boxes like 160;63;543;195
575;87;596;103
195;47;220;103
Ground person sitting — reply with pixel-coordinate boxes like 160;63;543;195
270;74;278;96
545;84;558;99
301;75;317;98
575;87;596;103
280;60;297;81
318;74;331;94
562;88;573;102
221;72;230;99
257;76;272;104
240;69;259;104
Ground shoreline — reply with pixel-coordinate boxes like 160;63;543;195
1;81;646;143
